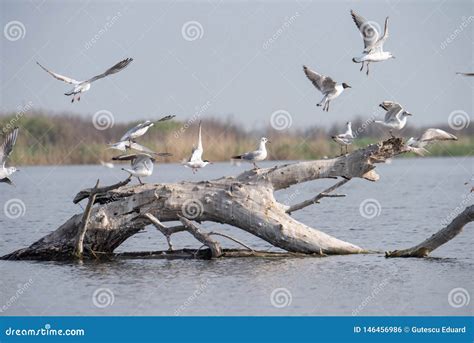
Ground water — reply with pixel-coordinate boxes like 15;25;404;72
0;157;473;316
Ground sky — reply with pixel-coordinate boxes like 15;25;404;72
0;0;472;129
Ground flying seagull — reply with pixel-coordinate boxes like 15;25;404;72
350;10;394;75
374;101;412;135
36;58;133;102
332;122;354;155
108;115;175;152
0;127;19;186
303;65;351;112
232;137;269;169
456;72;474;76
406;128;458;156
113;153;156;185
184;122;211;173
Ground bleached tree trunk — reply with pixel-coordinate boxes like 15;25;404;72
385;205;474;258
6;137;453;261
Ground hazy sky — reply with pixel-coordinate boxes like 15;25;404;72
1;0;472;129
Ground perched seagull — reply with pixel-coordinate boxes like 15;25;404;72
0;127;19;186
36;58;133;102
113;153;155;185
184;122;211;173
303;65;351;112
350;10;394;75
331;122;354;155
232;137;269;169
406;128;458;156
456;72;474;76
374;101;412;135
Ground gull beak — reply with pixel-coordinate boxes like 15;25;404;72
407;112;413;116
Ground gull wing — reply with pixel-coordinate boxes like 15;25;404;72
189;122;204;162
36;62;80;84
456;72;474;76
419;128;458;143
373;17;389;52
120;121;151;141
380;101;402;121
303;65;336;94
350;10;380;51
129;142;155;154
87;58;133;83
0;127;19;166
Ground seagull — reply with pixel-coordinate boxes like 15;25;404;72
303;65;351;112
406;128;458;156
350;10;394;75
108;115;175;151
113;153;156;185
331;122;354;155
456;72;474;76
0;127;19;186
184;122;211;173
374;101;412;135
108;141;155;153
36;58;133;102
232;137;269;169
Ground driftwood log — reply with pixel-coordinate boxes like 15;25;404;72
2;138;471;261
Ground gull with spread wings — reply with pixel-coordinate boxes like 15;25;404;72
374;101;412;136
303;65;351;112
108;115;175;152
406;129;458;156
184;122;211;173
113;153;158;185
36;58;133;102
0;127;19;186
350;10;394;75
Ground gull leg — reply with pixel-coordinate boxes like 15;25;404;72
339;145;343;156
78;96;81;101
389;130;395;138
253;162;259;169
366;63;370;76
71;96;75;103
360;62;364;72
345;145;348;154
138;177;144;185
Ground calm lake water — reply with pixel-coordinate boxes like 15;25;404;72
0;157;473;316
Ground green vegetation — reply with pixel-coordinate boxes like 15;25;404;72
0;112;472;166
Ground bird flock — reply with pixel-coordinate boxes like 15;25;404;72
0;9;466;186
